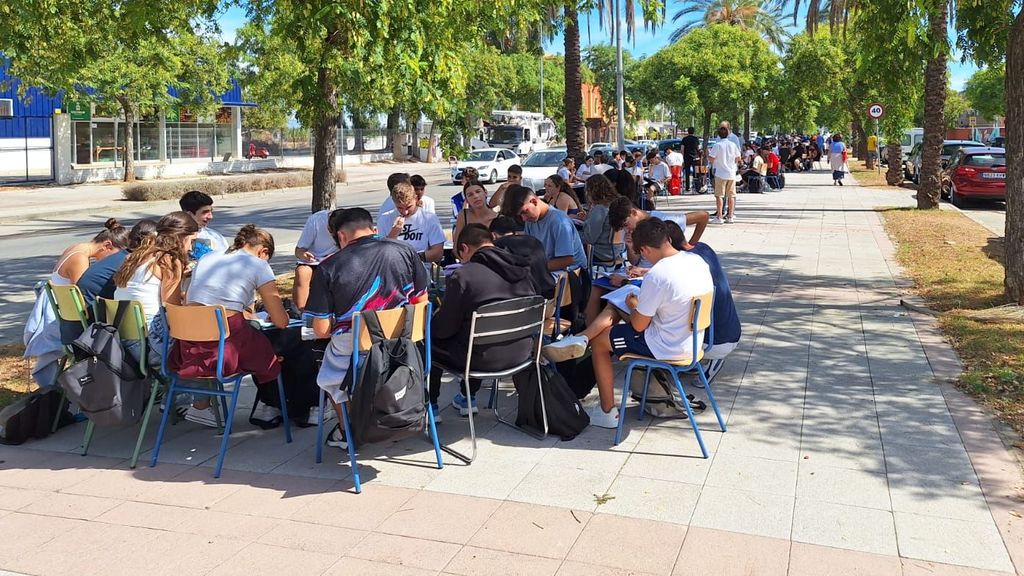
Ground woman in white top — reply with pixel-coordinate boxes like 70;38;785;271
452;182;497;249
170;225;289;427
50;218;129;286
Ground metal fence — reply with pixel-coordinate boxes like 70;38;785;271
241;127;398;159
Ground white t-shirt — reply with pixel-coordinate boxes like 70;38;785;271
665;150;684;167
296;210;338;262
577;164;593;179
636;251;713;361
649;210;688;230
196;226;229;253
592;163;616;175
710;139;742;180
380;194;436;215
649;163;670;182
188;250;276;312
377;207;446;256
557;166;572;181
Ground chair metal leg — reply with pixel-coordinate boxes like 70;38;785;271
639;367;653;420
51;355;69;433
425;396;443;470
315;391;325;464
275;375;292;444
81;420;95;456
696;365;727;432
615;362;638;446
150;376;179;467
669;370;708;458
339;401;361;493
130;379;161;469
213;377;243;478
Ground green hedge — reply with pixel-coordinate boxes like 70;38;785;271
122;170;346;201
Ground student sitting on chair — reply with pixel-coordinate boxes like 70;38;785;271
293;209;338;311
380;173;436;215
501;185;587;272
542;218;713;428
180;191;229;255
607;197;709;277
453;181;497;247
488;164;523;210
489;216;556;300
171;225;290;428
377;182;446;272
428;224;538;419
581;175;627;323
305;208;429;448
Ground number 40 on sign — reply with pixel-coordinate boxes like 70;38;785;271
867;103;885;120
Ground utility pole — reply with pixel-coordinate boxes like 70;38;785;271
613;0;626;149
539;23;545;116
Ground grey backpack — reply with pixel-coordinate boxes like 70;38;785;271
58;301;150;427
629;368;704;418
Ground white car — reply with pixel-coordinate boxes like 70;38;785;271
588;142;612;151
450;148;522;184
519;148;568;192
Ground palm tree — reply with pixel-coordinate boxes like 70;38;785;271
563;3;586;160
669;0;789;50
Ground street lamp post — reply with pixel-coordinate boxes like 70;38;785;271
613;0;626;150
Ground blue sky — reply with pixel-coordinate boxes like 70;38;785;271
217;3;979;90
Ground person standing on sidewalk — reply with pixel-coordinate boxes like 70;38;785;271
708;126;743;224
681;128;701;192
830;134;849;186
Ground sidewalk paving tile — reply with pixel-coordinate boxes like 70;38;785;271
444;546;562;576
325;557;437;576
348;531;461;571
893;511;1015;572
467;501;591;559
207;542;342;576
791;498;898;555
795;461;891;510
566;514;687;575
704;453;799;497
288;484;417;530
375;490;501;544
690;485;795;540
673;526;790;576
596;475;700;525
509;462;618;511
555;560;659;576
787;542;902;576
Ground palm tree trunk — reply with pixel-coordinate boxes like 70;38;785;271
886;138;904;186
563;2;585;160
918;3;948;209
1005;9;1024;303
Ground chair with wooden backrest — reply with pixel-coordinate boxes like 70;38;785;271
149;303;292;478
313;300;441;494
43;282;90;432
80;298;159;468
612;290;727;457
545;270;577;340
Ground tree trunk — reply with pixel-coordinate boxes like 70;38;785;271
743;105;751;143
1005;9;1024;304
386;105;401;151
312;67;339;213
118;96;136;183
886;140;904;185
918;3;948;209
701;109;713;156
853;117;870;168
563;3;585;160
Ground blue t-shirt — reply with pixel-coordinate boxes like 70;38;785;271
689;243;741;346
830;141;846;155
59;250;128;345
524;207;587;270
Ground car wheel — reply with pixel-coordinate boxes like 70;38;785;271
490;170;498;183
950;185;966;208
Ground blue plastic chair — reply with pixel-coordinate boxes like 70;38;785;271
613;290;726;457
150;303;292;478
314;301;442;493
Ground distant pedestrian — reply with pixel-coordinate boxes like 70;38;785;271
830;134;848;186
709;125;743;223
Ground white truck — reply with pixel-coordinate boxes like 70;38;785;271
485;110;557;157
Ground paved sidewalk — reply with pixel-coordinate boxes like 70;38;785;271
1;169;1021;575
0;160;448;224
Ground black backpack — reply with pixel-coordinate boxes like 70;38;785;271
57;301;150;428
0;386;74;445
514;364;590;440
347;306;426;447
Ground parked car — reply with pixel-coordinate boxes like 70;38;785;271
989;136;1005;148
519;147;568;192
635;139;658;151
450;147;522;184
657;138;683;157
588;142;612;151
904;139;984;184
941;147;1006;207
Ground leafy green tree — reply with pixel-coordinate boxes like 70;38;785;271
0;0;230;182
964;64;1006;120
584;44;641;123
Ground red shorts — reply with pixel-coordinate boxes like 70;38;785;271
169;313;281;384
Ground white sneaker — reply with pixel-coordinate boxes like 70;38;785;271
184;405;220;428
711;217;724;224
542;334;589;363
306;406;337;426
586;404;620;429
326;425;347;449
725;215;735;224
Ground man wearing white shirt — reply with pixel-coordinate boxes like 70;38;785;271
179;190;228;254
646;152;671;186
377;182;446;271
709;126;743;224
380;173;436;215
664;145;684;168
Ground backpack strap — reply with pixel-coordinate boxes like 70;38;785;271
400;304;415;339
111;300;131;330
360;309;387;343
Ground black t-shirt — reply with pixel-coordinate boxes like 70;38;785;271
682;135;701;160
494;234;556;300
305;235;429;333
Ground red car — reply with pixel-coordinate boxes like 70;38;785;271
941;147;1006;207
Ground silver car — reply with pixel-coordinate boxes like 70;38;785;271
904;140;984;184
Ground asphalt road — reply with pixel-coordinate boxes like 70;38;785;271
954;199;1006;237
0;171;459;344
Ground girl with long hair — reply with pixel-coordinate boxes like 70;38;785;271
50;219;129;286
542;174;582;216
453;181;497;248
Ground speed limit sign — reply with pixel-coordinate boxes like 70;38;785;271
867;103;885;119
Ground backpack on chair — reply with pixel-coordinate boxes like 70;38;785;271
347;305;425;448
58;300;150;428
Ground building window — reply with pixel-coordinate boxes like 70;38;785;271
166;107;233;161
0;99;12;117
71;117;164;164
